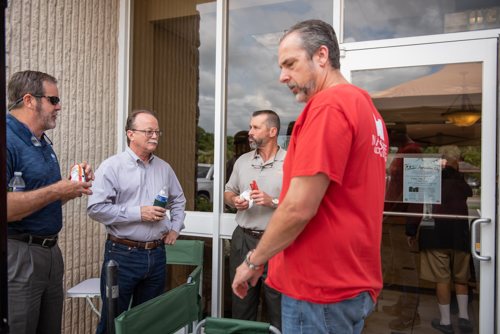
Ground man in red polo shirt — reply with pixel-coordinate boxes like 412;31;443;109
232;19;388;334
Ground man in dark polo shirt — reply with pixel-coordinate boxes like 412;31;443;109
6;70;94;333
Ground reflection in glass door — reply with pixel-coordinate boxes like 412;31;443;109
350;58;492;334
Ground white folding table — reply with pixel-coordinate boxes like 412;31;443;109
66;278;101;317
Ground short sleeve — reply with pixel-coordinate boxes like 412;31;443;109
225;158;241;194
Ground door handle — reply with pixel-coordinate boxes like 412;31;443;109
471;218;491;261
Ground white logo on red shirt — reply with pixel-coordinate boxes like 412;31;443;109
372;115;387;161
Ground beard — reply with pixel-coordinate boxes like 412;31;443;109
288;78;316;103
288;61;316;103
35;102;57;131
249;134;268;150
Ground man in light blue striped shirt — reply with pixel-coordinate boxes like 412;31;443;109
88;109;186;334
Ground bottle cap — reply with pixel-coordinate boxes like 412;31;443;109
14;171;22;176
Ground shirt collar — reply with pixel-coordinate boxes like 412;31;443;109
125;146;155;165
252;146;285;164
6;114;52;147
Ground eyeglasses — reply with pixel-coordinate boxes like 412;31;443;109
30;133;53;147
252;160;274;169
130;129;163;137
31;94;60;105
251;148;280;169
8;94;60;111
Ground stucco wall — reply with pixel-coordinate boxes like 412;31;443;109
6;0;120;332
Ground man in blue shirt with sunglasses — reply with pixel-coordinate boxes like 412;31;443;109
6;70;94;333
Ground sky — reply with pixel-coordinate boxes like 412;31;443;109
196;0;333;136
195;0;497;136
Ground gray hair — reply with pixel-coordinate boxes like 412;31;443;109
281;19;340;69
439;145;461;162
252;110;281;134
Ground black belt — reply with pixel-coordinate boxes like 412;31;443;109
108;234;160;250
240;226;264;239
8;234;58;248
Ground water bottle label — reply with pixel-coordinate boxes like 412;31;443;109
156;195;167;202
7;187;25;192
153;195;167;208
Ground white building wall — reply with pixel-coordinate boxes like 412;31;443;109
6;1;120;332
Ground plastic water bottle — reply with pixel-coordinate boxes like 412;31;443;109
153;186;168;208
8;172;26;192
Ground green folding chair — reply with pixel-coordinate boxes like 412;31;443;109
165;239;205;326
115;240;205;334
194;317;281;334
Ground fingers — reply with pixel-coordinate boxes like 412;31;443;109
236;202;249;211
141;206;167;222
82;188;93;195
161;231;178;245
234;197;249;210
407;237;414;248
250;191;269;206
237;283;249;299
234;197;246;205
152;211;165;222
59;179;93;200
79;161;95;181
232;263;264;299
232;281;249;299
74;181;93;196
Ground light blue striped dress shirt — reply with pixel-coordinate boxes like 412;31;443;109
87;147;186;242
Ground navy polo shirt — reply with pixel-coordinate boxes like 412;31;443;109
6;114;63;236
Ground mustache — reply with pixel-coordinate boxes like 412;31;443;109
148;139;158;144
287;82;298;89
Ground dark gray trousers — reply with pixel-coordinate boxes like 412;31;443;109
229;226;281;331
8;239;64;334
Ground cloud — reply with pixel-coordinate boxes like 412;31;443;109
197;0;332;135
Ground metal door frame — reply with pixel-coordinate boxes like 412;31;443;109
341;38;498;333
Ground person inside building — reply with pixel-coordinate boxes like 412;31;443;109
226;130;251;183
407;145;473;334
382;126;423;331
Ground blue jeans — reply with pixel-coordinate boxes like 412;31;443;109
282;292;375;334
96;239;167;334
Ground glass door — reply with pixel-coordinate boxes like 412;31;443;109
342;38;497;333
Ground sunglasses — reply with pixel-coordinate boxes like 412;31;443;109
31;94;60;105
8;94;60;111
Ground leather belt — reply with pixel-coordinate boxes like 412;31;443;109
108;234;160;250
8;234;58;248
240;226;264;239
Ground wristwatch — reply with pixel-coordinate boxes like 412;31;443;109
244;249;260;270
272;197;279;209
